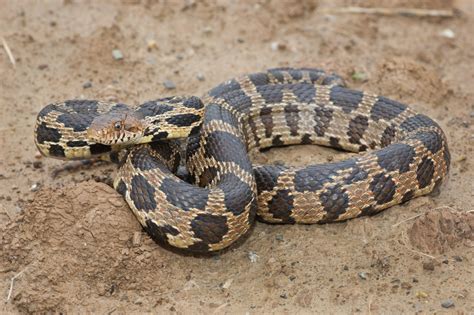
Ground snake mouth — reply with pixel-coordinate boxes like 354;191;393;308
87;111;146;145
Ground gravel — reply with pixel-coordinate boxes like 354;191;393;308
82;81;92;89
441;299;455;308
112;49;123;60
163;80;176;90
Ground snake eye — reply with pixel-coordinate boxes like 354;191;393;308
113;121;122;131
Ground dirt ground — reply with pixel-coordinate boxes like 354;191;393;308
1;0;473;314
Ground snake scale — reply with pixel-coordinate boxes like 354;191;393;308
34;68;450;253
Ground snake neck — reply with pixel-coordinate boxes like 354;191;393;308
138;96;205;143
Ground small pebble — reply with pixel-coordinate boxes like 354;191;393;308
82;81;92;89
35;151;43;159
358;272;367;280
401;282;412;290
453;255;462;262
202;26;213;34
196;73;205;81
343;265;349;271
30;183;40;192
271;41;286;51
38;64;48;70
441;299;455;308
280;293;288;299
132;232;141;247
351;71;368;82
439;28;455;39
248;251;258;263
147;39;157;51
33;161;43;169
422;261;435;271
112;49;124;60
163;80;176;90
416;291;428;299
221;278;233;289
275;234;284;241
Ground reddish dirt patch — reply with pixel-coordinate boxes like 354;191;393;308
408;208;474;254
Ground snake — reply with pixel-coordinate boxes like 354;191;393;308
34;67;450;253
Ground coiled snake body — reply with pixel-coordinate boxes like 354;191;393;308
34;68;450;253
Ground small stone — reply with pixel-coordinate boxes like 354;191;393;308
34;151;43;159
271;41;286;51
147;39;157;51
237;38;244;43
30;183;40;192
275;234;284;241
82;81;92;89
422;261;435;271
38;64;48;70
280;293;288;299
202;26;213;34
32;161;43;169
221;278;233;289
439;29;455;39
416;291;428;299
412;278;419;283
248;251;258;263
358;272;367;280
132;232;141;247
401;282;412;290
182;0;196;10
441;299;454;308
343;265;349;271
289;275;296;281
351;71;368;82
453;255;462;262
196;73;205;81
163;80;176;90
112;49;124;60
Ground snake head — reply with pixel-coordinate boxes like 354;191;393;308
87;110;145;145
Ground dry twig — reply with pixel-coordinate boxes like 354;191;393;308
1;37;16;66
5;268;27;303
320;7;454;18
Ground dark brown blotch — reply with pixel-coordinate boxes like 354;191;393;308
191;214;229;245
319;184;349;221
369;173;396;205
267;189;295;223
347;115;369;145
130;174;157;212
416;157;435;189
313;107;334;137
370;96;407;121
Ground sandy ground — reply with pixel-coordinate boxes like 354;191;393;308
1;0;473;314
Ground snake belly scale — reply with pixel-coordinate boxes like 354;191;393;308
34;68;450;253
